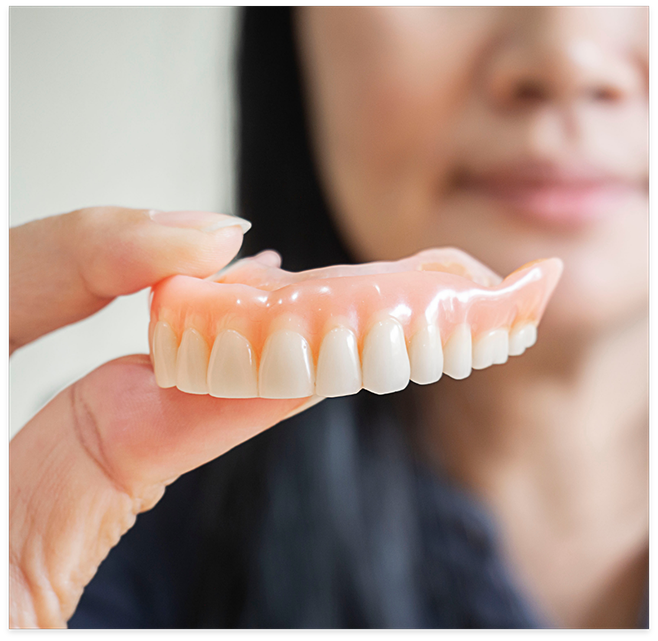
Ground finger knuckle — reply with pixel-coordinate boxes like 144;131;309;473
68;382;130;498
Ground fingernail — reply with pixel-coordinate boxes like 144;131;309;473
252;250;282;268
148;210;251;234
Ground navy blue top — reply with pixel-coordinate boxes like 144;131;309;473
67;395;648;629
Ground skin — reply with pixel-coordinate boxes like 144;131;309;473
10;7;648;630
296;6;648;628
9;209;315;627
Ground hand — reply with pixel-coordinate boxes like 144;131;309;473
9;207;316;628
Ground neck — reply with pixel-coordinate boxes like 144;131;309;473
413;314;649;628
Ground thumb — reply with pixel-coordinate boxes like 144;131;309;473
10;354;318;627
10;207;250;352
72;355;315;491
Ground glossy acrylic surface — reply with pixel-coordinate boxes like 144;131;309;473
149;248;563;397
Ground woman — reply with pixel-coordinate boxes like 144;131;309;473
10;7;648;628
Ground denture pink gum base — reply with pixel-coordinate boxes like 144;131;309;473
149;248;563;399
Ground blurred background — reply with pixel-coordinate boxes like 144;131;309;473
9;7;238;438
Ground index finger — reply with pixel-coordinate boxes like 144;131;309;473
9;207;250;353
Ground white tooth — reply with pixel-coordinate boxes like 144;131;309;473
521;323;538;348
473;328;509;369
152;321;178;388
491;328;510;364
259;330;315;398
472;332;494;370
443;324;472;380
176;328;210;394
362;318;410;394
509;323;536;356
409;324;443;385
315;327;362;398
207;330;258;398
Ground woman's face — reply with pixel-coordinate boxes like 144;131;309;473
296;7;648;334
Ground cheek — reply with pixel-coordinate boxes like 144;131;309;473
464;200;649;333
302;10;491;261
550;205;648;331
320;66;471;263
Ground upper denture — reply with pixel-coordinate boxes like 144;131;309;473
149;248;563;398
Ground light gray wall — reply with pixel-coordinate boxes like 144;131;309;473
10;7;239;437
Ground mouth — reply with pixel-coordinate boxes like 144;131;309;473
455;161;643;228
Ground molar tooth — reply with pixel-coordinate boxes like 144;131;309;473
442;324;472;380
409;324;443;385
259;330;315;398
152;321;178;388
362;318;410;395
176;328;210;394
315;327;362;398
473;328;509;370
509;323;536;356
207;330;258;398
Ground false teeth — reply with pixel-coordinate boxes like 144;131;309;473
150;248;563;398
152;320;535;398
472;328;509;369
443;324;472;380
509;323;538;356
176;328;210;394
152;321;178;388
409;324;443;385
315;327;362;398
207;330;259;398
259;330;315;398
362;318;411;394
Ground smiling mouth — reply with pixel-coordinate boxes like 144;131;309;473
454;162;644;228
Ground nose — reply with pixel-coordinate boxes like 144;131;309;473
484;7;645;111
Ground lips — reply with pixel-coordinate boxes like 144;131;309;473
455;162;641;227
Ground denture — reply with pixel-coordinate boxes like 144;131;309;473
149;248;563;398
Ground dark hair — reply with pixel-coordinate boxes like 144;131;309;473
188;7;538;628
237;6;352;271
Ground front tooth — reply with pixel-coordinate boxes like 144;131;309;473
443;324;472;380
473;328;509;370
409;324;443;385
152;321;178;388
207;330;258;398
176;328;210;394
315;327;362;398
362;318;410;394
509;323;537;356
259;330;315;398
